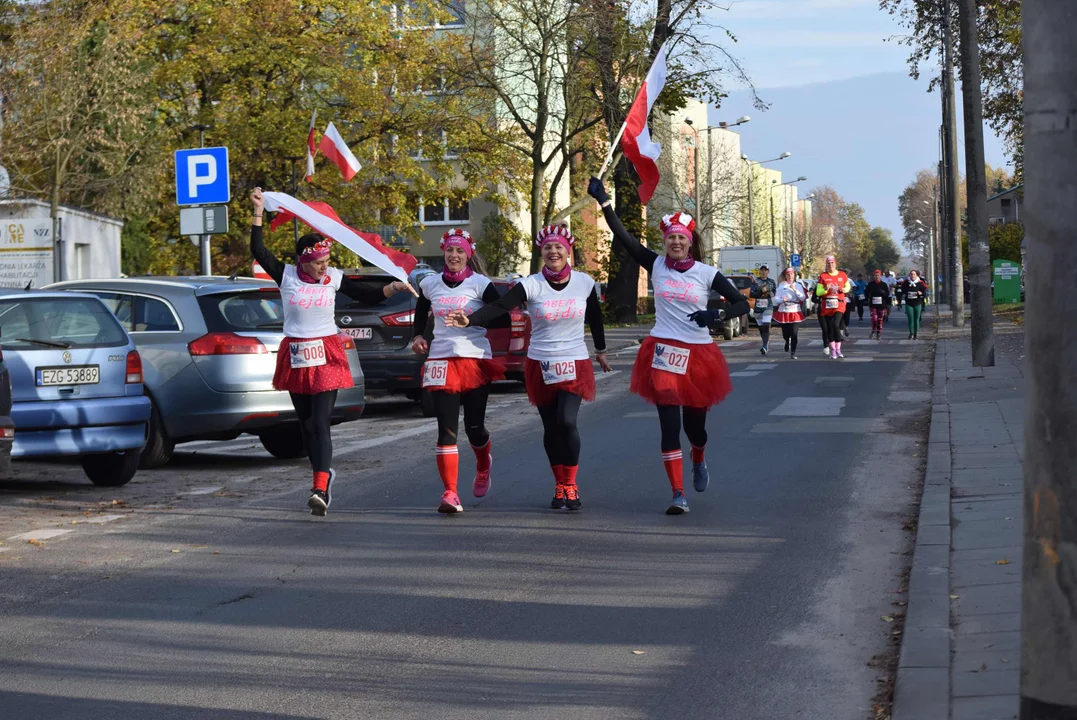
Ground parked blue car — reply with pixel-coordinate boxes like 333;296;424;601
0;289;150;486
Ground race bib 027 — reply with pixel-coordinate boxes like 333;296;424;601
541;359;577;385
651;343;690;376
423;359;449;388
289;340;326;369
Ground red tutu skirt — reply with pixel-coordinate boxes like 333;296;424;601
423;356;507;394
630;336;732;408
273;335;355;395
524;358;596;406
771;310;805;324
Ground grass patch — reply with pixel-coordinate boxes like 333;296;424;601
993;302;1024;325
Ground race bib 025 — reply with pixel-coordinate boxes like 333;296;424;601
289;340;326;369
423;360;449;388
651;343;690;376
541;359;577;385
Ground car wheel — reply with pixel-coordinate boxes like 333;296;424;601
259;426;307;459
82;450;141;487
721;322;734;341
139;401;175;469
419;389;437;418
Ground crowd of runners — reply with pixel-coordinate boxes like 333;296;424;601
248;181;930;520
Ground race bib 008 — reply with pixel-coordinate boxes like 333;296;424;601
423;360;448;388
652;343;690;376
541;359;577;385
289;340;326;369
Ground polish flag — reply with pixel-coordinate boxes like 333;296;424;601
252;261;272;280
318;122;361;182
304;110;317;182
620;43;668;204
265;193;417;279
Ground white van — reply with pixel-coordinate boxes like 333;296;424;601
718;245;787;277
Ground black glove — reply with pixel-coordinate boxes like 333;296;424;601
587;177;609;204
687;309;723;328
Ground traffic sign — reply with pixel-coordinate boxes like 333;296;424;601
175;147;230;206
790;253;802;268
179;206;229;235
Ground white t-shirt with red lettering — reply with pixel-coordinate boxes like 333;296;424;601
421;273;493;360
280;264;343;339
650;261;718;345
521;271;596;362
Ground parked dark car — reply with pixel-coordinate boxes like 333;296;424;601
0;328;14;477
490;278;530;381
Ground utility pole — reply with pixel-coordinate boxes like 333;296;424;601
192;124;212;276
284;156;303;244
1021;1;1077;717
744;158;756;245
941;0;965;325
957;0;994;364
769;182;776;245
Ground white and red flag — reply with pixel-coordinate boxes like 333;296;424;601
304;110;318;182
318;122;362;182
619;42;668;204
263;192;417;281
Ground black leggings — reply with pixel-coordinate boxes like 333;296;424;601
856;299;865;320
758;322;771;347
781;322;799;353
290;390;337;473
432;386;491;447
822;313;843;345
817;310;828;342
657;405;708;453
842;306;852;331
537;391;582;466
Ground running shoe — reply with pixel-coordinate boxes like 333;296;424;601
823;345;831;356
790;354;798;360
908;333;913;340
550;485;567;510
914;333;918;340
438;490;464;514
760;346;767;356
692;461;710;492
473;456;492;498
308;469;335;516
564;485;582;512
666;491;690;515
837;350;845;359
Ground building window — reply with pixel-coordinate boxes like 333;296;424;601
417;197;470;225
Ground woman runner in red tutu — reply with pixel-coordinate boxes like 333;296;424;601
250;188;410;516
588;178;749;514
411;229;509;514
445;225;612;511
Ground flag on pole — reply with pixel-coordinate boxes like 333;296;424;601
620;43;669;204
318;122;362;182
304;111;318;182
264;193;417;279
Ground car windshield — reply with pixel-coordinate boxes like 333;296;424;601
0;296;129;349
198;290;285;332
731;277;755;290
337;276;413;313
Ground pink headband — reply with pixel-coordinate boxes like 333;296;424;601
660;212;697;240
535;224;575;250
300;238;332;263
825;255;836;263
440;229;475;258
783;267;796;276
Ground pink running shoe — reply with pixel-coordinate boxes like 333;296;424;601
473;456;493;498
438;490;463;514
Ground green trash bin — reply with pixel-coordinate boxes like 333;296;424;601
992;260;1021;304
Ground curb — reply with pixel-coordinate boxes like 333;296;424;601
892;305;952;719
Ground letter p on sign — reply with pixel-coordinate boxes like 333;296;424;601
175;147;230;206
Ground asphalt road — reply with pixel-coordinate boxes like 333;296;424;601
0;317;933;720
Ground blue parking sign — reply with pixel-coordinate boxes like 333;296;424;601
791;253;802;268
175;147;230;206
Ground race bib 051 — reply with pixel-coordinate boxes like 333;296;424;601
423;360;449;388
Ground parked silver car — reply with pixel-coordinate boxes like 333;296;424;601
46;277;365;467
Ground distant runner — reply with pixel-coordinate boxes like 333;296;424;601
901;269;930;340
750;265;777;355
772;268;807;360
864;269;891;340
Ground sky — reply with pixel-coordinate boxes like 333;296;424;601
699;0;1013;242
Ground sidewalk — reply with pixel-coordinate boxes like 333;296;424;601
892;307;1024;720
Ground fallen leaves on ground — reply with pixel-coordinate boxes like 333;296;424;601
630;650;645;655
996;559;1011;565
881;615;894;623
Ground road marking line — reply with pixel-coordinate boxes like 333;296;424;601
183;487;225;496
624;411;654;418
745;364;778;371
81;514;125;525
816;376;855;384
751;417;886;434
333;423;437;457
840;357;874;363
888;391;932;402
8;528;74;542
730;371;762;377
595;370;624;381
769;397;846;417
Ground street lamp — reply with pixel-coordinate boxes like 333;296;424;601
684;116;752;258
742;151;790;245
770;176;806;249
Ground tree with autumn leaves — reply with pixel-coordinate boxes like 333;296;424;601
0;0;524;275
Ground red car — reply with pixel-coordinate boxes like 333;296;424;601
490;278;530;382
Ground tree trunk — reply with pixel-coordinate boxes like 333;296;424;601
942;0;964;325
529;152;545;274
957;0;994;366
605;158;642;323
1021;1;1077;717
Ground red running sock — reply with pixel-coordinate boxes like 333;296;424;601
312;471;330;493
662;450;684;492
691;445;706;465
562;465;579;487
436;445;459;493
472;439;492;473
